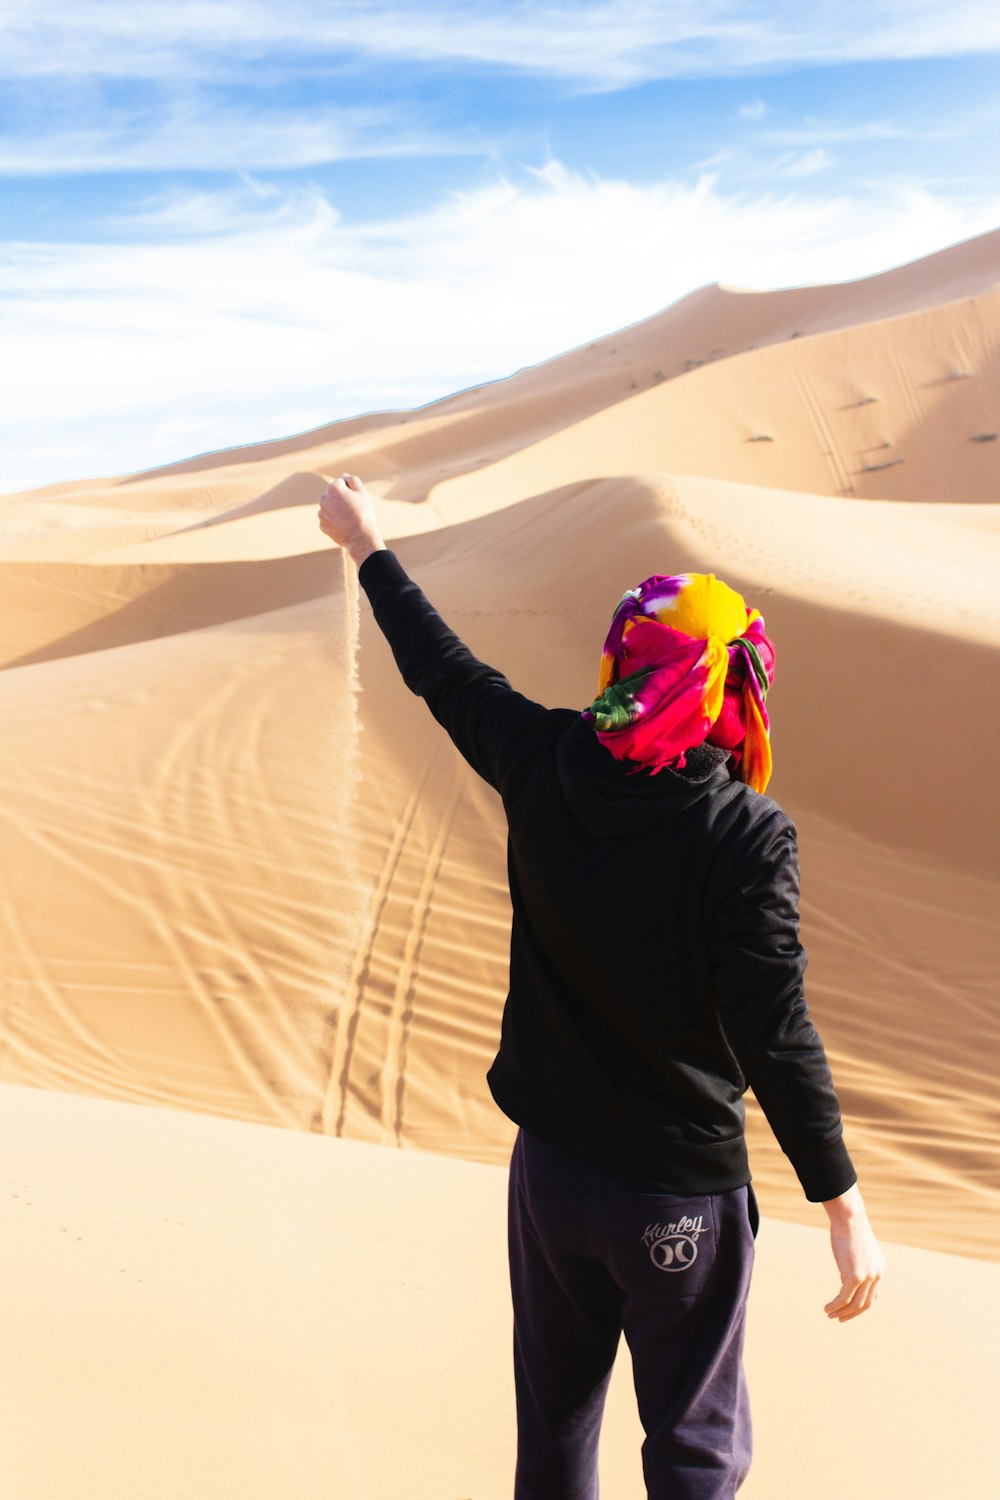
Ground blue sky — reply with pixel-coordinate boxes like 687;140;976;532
2;1;999;494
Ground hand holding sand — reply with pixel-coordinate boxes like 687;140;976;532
318;473;385;567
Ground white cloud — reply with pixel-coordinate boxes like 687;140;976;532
2;160;999;494
776;148;835;178
760;105;1000;149
2;2;999;88
4;42;994;181
0;92;490;175
735;148;836;182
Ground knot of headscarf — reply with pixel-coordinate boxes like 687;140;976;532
580;572;775;792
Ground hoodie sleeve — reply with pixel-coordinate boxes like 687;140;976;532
357;547;551;792
707;808;858;1203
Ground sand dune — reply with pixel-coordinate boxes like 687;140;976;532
0;560;367;1129
5;226;998;519
429;292;1000;513
2;228;999;1496
3;1084;999;1500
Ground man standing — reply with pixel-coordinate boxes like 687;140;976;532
318;473;885;1500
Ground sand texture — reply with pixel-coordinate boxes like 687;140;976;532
2;227;999;1496
3;1084;999;1499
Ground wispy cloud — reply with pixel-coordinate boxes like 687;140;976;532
758;105;1000;149
7;89;990;180
3;160;998;493
774;148;835;178
3;2;999;88
0;92;494;175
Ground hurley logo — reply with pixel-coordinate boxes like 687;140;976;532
641;1214;708;1273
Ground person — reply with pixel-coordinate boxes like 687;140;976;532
317;472;886;1500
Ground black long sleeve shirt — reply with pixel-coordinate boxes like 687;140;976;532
358;546;857;1203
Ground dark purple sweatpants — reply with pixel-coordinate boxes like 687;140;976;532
507;1125;758;1500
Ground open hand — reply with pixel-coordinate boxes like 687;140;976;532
824;1205;887;1322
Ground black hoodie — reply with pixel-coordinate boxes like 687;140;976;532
358;548;857;1204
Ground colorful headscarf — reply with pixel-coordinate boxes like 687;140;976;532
581;572;775;792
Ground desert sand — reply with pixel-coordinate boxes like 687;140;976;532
2;225;999;1497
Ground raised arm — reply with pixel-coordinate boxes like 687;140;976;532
318;473;551;792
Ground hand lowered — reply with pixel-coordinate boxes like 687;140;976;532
821;1182;887;1322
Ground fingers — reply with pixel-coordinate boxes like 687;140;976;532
860;1280;880;1313
324;473;361;493
824;1280;858;1317
319;476;366;521
824;1275;881;1321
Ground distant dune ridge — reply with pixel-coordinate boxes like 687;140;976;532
1;228;999;1499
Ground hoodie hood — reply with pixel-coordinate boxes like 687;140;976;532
556;713;732;837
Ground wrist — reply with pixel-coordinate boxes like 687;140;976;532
822;1181;865;1222
346;534;386;569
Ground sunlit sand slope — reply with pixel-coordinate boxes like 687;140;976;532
2;1085;998;1500
1;230;998;1273
0;563;369;1129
